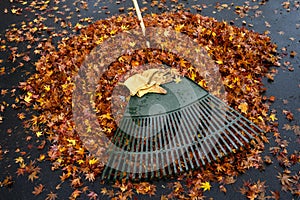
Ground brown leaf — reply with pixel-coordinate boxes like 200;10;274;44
45;192;58;200
270;190;280;200
28;172;38;182
32;184;44;195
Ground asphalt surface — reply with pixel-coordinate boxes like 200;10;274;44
0;0;299;199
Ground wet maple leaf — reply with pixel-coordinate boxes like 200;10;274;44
85;172;95;182
0;176;14;187
67;139;76;146
282;124;292;130
174;76;181;83
87;191;98;200
36;131;43;137
24;95;32;103
17;112;26;120
88;158;98;165
270;190;280;200
238;102;248;114
282;110;294;121
45;192;58;200
16;167;26;176
70;189;82;199
219;185;227;193
71;177;82;188
277;171;292;186
28;171;38;182
200;181;211;191
269;114;277;121
32;184;44;195
290;50;297;57
216;60;223;64
15;156;24;164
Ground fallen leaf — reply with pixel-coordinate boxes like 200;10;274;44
32;184;44;195
200;181;211;191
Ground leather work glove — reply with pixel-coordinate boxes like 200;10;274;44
121;68;180;97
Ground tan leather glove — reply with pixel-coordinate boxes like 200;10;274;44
122;68;180;97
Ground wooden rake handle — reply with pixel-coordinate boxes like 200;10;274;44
132;0;150;48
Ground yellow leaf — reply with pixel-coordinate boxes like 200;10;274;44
44;85;50;91
198;80;207;88
200;181;211;191
15;157;24;164
11;8;17;14
258;116;264;122
233;77;240;83
100;113;112;120
36;131;43;137
67;139;76;145
190;71;196;81
110;29;117;35
121;25;129;30
238;102;248;114
174;77;181;84
216;60;223;64
24;95;32;103
269;114;277;121
129;41;136;47
56;157;63;163
89;158;98;165
174;24;184;32
38;154;45;161
77;159;84;165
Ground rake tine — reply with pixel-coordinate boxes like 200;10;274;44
188;104;211;163
172;111;190;170
116;132;133;180
197;99;228;156
180;108;199;168
150;118;160;179
208;101;251;144
210;95;262;138
102;118;128;180
236;117;260;139
185;105;208;165
138;118;147;179
192;102;221;160
126;121;139;179
144;118;154;177
114;118;136;180
158;116;171;176
157;115;167;177
180;107;200;167
231;123;250;144
133;123;140;179
218;131;233;153
202;97;247;147
212;95;262;132
204;97;251;145
101;134;117;179
166;114;183;172
164;115;178;174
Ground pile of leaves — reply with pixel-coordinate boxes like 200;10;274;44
17;11;284;199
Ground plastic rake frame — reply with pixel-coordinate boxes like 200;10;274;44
101;76;263;180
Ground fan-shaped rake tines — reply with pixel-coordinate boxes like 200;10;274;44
101;77;263;181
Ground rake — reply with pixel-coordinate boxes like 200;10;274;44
100;0;262;180
101;67;263;180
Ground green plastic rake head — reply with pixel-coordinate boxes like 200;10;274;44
101;75;262;180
